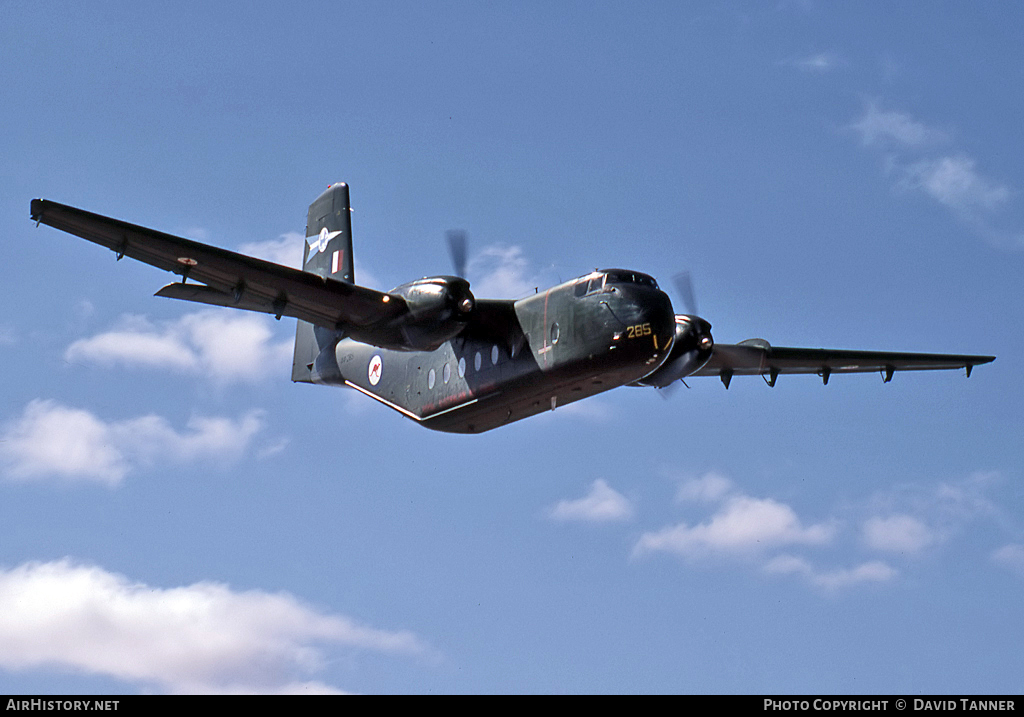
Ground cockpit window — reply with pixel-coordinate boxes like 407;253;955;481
603;270;658;289
575;271;658;296
575;274;605;296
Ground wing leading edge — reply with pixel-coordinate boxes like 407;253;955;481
30;199;408;332
693;338;994;387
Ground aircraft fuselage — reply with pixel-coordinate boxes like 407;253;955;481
310;272;676;433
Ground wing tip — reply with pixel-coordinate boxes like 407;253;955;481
965;355;995;378
30;198;45;222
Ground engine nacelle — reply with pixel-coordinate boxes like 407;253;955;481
386;275;476;351
637;315;714;388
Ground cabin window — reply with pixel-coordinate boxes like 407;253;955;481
427;368;436;390
550;322;560;344
491;345;499;365
474;351;482;372
443;362;451;384
458;357;466;378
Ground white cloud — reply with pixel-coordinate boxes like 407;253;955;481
66;311;292;384
351;259;384;291
863;471;1004;545
185;227;211;242
854;471;1024;567
256;436;291;460
900;155;1012;213
468;245;540;299
0;401;128;485
851;103;947;147
240;233;383;289
240;232;305;269
862;514;936;555
763;555;898;591
814;562;898;591
633;475;897;591
0;400;267;485
636;471;1016;590
781;52;844;73
850;104;1020;246
675;472;734;503
0;559;425;694
991;544;1024;576
548;479;634;522
634;494;835;559
933;471;1003;522
241;235;539;296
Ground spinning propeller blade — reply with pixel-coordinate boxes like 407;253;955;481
671;271;698;315
446;229;468;278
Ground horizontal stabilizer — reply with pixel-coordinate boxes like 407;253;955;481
155;282;287;316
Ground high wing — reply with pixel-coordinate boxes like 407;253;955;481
30;199;408;332
693;338;994;387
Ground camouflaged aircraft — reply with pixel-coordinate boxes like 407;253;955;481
31;183;994;433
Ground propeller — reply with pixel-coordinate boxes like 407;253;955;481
671;271;698;315
647;270;713;395
446;229;468;278
443;230;474;315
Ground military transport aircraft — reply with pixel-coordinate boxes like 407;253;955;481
31;183;994;434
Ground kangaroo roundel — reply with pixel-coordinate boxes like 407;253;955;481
368;355;383;386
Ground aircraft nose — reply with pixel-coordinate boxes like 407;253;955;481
647;289;675;330
603;284;676;357
624;288;675;353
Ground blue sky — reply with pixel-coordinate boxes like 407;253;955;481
1;1;1021;694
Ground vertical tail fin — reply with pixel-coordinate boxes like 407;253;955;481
292;183;353;383
303;182;354;282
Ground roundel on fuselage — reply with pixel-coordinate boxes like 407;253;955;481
368;355;383;386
